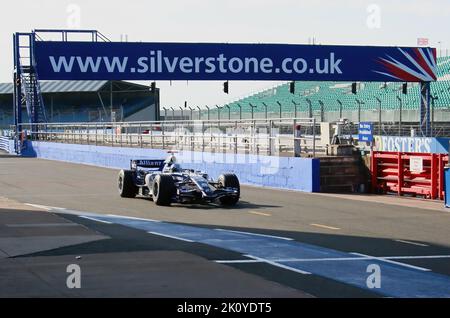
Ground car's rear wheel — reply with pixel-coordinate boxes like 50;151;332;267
218;173;240;206
152;174;176;206
118;170;138;198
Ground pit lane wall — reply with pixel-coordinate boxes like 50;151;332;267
21;141;320;193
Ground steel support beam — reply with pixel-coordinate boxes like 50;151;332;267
420;82;431;137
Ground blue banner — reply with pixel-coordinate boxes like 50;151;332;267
374;136;450;154
34;41;437;82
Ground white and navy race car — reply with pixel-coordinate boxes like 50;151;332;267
117;153;240;206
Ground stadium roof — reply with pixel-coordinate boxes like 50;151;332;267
0;80;149;95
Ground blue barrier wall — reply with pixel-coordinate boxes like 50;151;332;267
22;141;320;193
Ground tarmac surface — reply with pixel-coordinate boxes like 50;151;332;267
0;153;449;297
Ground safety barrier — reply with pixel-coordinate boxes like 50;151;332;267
21;141;321;193
0;137;9;151
0;136;15;153
371;151;448;200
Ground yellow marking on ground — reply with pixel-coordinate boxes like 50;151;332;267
310;223;340;230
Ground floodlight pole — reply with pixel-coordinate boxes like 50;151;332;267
291;100;298;118
276;101;282;119
179;106;184;120
205;106;210;121
306;98;313;119
318;100;324;122
419;82;431;137
215;105;221;122
355;99;362;123
249;103;257;119
376;97;382;135
337;99;343;120
225;105;231;120
396;96;403;136
430;95;438;137
262;102;268;119
237;103;242;120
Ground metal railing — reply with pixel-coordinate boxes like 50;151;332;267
343;122;450;138
16;118;323;157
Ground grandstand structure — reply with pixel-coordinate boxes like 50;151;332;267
192;56;450;131
0;80;159;128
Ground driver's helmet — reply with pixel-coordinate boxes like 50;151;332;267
163;154;181;172
164;154;177;165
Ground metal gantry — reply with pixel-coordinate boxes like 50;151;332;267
13;30;110;132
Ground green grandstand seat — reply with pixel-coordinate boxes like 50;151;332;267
221;61;450;117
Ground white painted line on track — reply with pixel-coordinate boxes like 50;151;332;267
269;256;368;262
215;259;264;264
216;254;450;264
244;254;311;275
351;252;431;272
79;216;112;224
215;228;293;241
248;211;272;217
24;203;66;211
310;223;341;230
147;231;194;243
395;239;429;247
107;214;161;222
248;255;450;262
384;255;450;260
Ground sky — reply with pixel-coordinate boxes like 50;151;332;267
1;0;449;108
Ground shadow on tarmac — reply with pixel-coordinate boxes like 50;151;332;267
5;208;450;298
135;197;282;210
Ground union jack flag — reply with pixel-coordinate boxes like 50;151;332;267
417;38;429;46
373;47;437;82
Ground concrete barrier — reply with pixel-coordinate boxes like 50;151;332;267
21;141;320;192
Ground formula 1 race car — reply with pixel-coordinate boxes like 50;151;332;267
117;153;240;206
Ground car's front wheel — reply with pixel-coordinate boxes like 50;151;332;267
218;173;240;206
152;174;176;206
118;170;138;198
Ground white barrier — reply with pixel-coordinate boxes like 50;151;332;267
0;136;13;153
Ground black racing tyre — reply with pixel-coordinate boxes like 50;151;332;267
118;170;138;198
218;173;240;206
152;174;176;206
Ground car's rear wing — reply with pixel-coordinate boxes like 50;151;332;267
130;159;165;171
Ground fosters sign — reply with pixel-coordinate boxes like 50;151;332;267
374;136;432;153
373;136;448;154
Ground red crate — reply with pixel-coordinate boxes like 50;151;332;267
371;151;448;200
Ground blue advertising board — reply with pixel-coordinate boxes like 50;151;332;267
358;122;374;142
373;136;450;154
33;41;437;81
